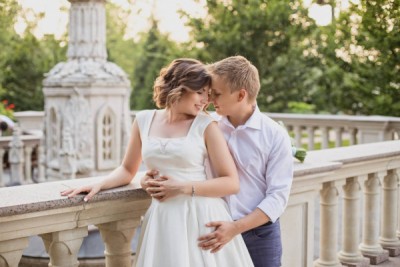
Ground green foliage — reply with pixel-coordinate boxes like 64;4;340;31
0;100;15;119
0;1;67;111
130;18;181;110
184;0;317;112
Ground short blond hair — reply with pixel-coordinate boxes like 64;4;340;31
210;56;260;101
153;58;211;108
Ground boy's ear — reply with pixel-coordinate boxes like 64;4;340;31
237;88;247;102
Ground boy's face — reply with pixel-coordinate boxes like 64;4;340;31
210;75;238;116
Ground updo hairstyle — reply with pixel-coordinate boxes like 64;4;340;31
153;58;211;108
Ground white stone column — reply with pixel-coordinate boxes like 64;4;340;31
349;128;357;146
338;177;369;266
0;238;29;267
314;182;341;267
321;127;330;149
294;125;302;148
67;0;107;61
359;172;388;264
379;169;400;256
307;126;315;150
23;146;33;183
97;219;139;267
8;127;24;185
334;127;343;148
40;227;88;267
0;148;4;186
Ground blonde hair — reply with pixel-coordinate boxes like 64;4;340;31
153;58;211;108
210;56;260;101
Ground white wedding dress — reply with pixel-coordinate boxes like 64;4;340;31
133;110;254;267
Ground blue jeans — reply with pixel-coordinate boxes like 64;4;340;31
241;220;282;267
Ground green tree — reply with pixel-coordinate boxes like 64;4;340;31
301;0;399;115
130;18;181;110
0;0;20;98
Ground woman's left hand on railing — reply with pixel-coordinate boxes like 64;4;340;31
60;183;102;202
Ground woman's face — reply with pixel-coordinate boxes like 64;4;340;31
176;86;209;115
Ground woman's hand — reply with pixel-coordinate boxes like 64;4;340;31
60;183;102;202
146;175;189;202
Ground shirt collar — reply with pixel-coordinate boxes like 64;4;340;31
220;105;262;130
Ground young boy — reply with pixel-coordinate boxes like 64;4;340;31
198;56;294;267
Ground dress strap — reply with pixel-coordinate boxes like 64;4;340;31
189;112;215;137
135;109;156;140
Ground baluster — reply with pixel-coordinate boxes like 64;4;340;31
294;125;302;148
8;127;24;185
338;177;369;266
40;227;88;267
349;128;357;145
314;182;341;267
38;138;46;181
334;127;343;148
0;238;29;267
97;219;139;267
307;126;315;150
359;172;389;264
23;146;33;183
398;170;400;239
321;127;330;149
380;169;400;256
0;148;4;186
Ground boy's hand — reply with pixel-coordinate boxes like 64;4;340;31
140;170;160;192
198;221;240;253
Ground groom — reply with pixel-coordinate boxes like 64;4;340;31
197;56;294;267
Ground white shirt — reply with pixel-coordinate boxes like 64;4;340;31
213;107;293;222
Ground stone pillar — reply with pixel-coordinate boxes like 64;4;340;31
0;148;4;186
40;227;88;267
97;219;139;267
23;146;33;183
334;127;342;148
307;126;315;150
380;169;400;256
359;172;388;264
338;177;369;267
321;127;330;149
293;125;302;148
0;238;29;267
314;182;341;267
8;127;24;185
43;0;131;180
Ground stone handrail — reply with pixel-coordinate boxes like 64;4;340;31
1;140;400;266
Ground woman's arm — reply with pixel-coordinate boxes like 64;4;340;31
147;122;239;200
61;120;143;201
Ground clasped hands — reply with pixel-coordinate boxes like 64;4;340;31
141;170;240;252
141;170;187;202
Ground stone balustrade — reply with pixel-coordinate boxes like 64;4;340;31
15;111;400;152
0;176;151;267
1;140;400;266
266;113;400;149
0;129;43;187
282;140;400;267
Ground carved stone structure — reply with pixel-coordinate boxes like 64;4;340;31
42;0;131;179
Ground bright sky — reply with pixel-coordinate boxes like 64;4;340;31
15;0;206;42
16;0;357;42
